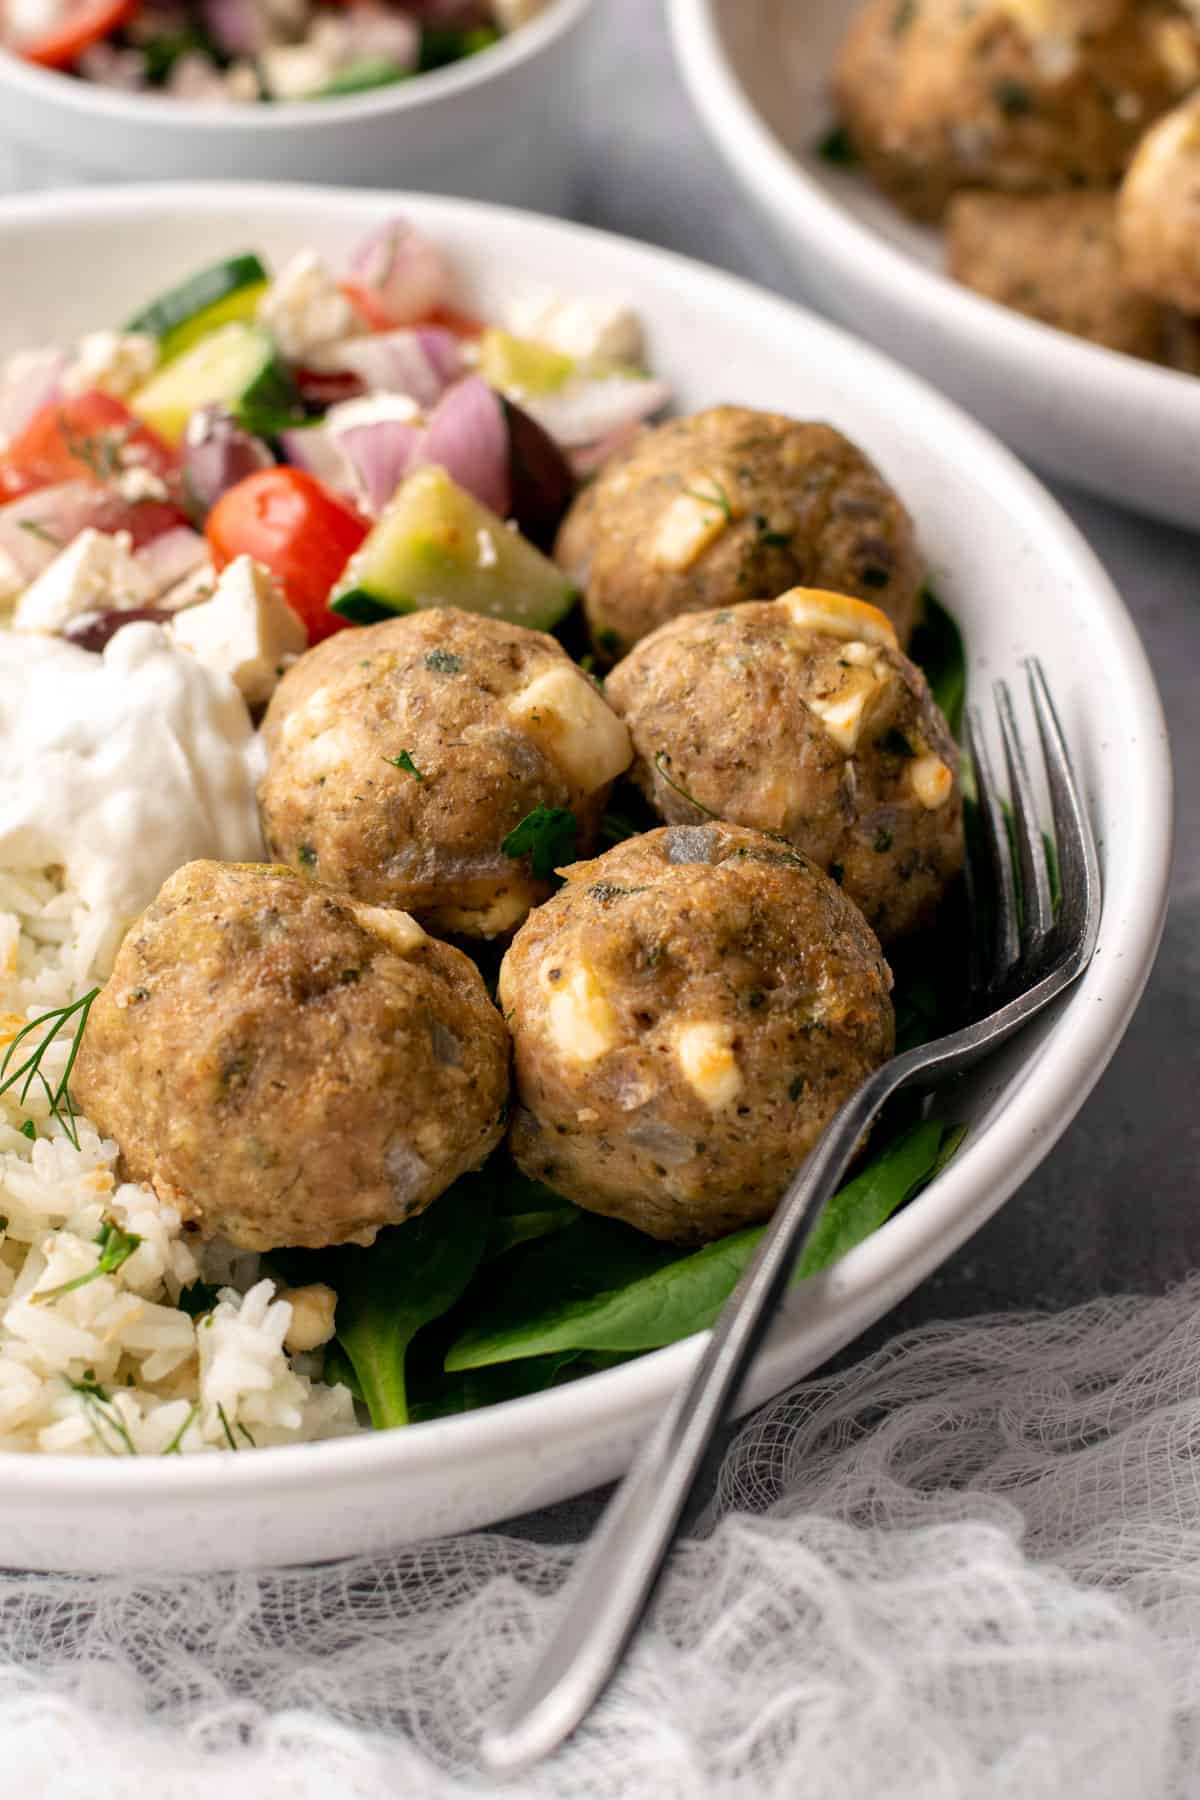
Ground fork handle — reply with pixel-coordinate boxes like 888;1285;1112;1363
481;1056;910;1775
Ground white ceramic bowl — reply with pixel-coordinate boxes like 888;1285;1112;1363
0;182;1172;1573
0;0;591;207
669;0;1200;532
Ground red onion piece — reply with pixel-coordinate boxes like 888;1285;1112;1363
200;0;265;53
313;331;445;406
413;375;510;517
136;525;210;597
519;375;672;449
0;349;65;445
294;367;366;409
344;217;450;327
63;607;175;655
502;396;575;548
0;481;184;585
279;425;360;499
568;419;643;479
332;419;421;516
413;327;465;386
183;407;273;515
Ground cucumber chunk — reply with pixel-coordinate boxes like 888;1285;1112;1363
313;56;410;96
129;322;302;445
125;254;269;363
329;465;577;631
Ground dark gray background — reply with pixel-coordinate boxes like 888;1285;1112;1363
515;0;1199;1540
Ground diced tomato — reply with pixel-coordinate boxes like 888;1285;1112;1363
340;279;396;334
6;0;137;69
0;392;178;503
206;467;368;643
422;304;485;340
293;365;367;409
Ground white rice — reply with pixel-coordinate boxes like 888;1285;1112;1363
0;867;358;1456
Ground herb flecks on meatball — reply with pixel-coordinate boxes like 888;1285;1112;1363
73;860;511;1251
259;608;632;939
605;588;963;943
555;405;921;662
498;823;895;1245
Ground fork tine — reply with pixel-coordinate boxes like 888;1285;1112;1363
1025;658;1101;957
965;705;1020;987
995;679;1054;951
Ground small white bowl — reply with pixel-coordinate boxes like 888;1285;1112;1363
0;0;592;207
669;0;1200;532
0;182;1172;1573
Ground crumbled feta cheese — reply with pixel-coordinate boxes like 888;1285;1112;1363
504;290;644;366
158;561;219;612
224;60;261;103
806;661;898;755
541;961;618;1063
506;662;632;791
13;529;154;634
908;753;954;810
114;465;169;504
323;392;422;433
650;480;734;571
259;29;347;103
348;905;428;955
61;331;158;402
169;555;307;706
780;589;899;650
674;1020;742;1110
257;250;363;361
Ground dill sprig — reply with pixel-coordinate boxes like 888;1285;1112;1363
215;1402;255;1451
32;1218;142;1306
681;477;733;522
162;1404;199;1456
59;415;135;483
0;988;99;1150
67;1374;137;1456
653;752;721;822
16;518;62;547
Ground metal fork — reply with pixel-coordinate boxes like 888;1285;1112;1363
481;658;1101;1776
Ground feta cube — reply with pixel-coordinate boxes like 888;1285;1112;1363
169;555;307;706
13;529;154;633
61;331;159;402
506;662;632;791
257;250;362;361
506;289;644;366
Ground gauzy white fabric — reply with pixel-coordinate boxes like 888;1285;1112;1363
3;1278;1200;1799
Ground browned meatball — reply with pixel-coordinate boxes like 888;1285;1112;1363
1118;93;1200;313
948;189;1176;359
498;825;894;1245
605;589;963;943
259;609;631;940
834;0;1200;220
73;860;510;1251
554;406;921;664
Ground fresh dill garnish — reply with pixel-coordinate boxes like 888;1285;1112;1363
501;806;579;881
0;987;100;1151
384;749;425;781
238;1421;257;1447
32;1218;142;1306
67;1375;137;1456
217;1402;239;1452
16;518;62;546
816;123;860;167
59;415;135;483
297;843;317;867
19;1120;35;1141
681;477;733;522
161;1404;199;1455
653;751;721;822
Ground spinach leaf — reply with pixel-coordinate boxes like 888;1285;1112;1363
501;805;579;880
910;586;966;740
274;1176;491;1429
408;1351;581;1422
445;1120;957;1372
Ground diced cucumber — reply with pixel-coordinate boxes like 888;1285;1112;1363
330;465;577;631
129;322;301;445
478;330;574;398
125;254;269;363
418;24;500;72
313;56;410;97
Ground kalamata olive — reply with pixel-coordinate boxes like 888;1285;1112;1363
183;407;274;516
63;607;174;654
502;397;576;550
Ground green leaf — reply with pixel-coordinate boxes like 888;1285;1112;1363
501;805;579;880
274;1177;491;1429
445;1121;957;1372
910;586;966;740
408;1352;581;1422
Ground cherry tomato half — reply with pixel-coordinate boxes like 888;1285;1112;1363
5;0;137;69
206;467;368;644
0;391;178;503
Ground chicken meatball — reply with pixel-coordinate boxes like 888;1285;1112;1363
834;0;1200;220
605;589;963;944
1118;93;1200;313
554;406;921;663
73;860;510;1251
948;190;1176;360
499;824;894;1244
259;609;632;939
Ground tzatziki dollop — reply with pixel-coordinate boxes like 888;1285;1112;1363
0;622;265;970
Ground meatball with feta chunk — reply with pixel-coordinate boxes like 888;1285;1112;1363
499;824;894;1245
554;406;921;663
1117;93;1200;315
259;608;632;938
604;589;963;944
73;860;510;1252
833;0;1200;220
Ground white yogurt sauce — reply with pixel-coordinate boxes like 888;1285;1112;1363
0;622;266;970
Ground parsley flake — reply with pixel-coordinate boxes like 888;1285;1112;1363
384;750;425;781
501;806;579;880
424;649;463;675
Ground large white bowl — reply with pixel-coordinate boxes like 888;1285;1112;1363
669;0;1200;532
0;0;591;207
0;182;1172;1573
